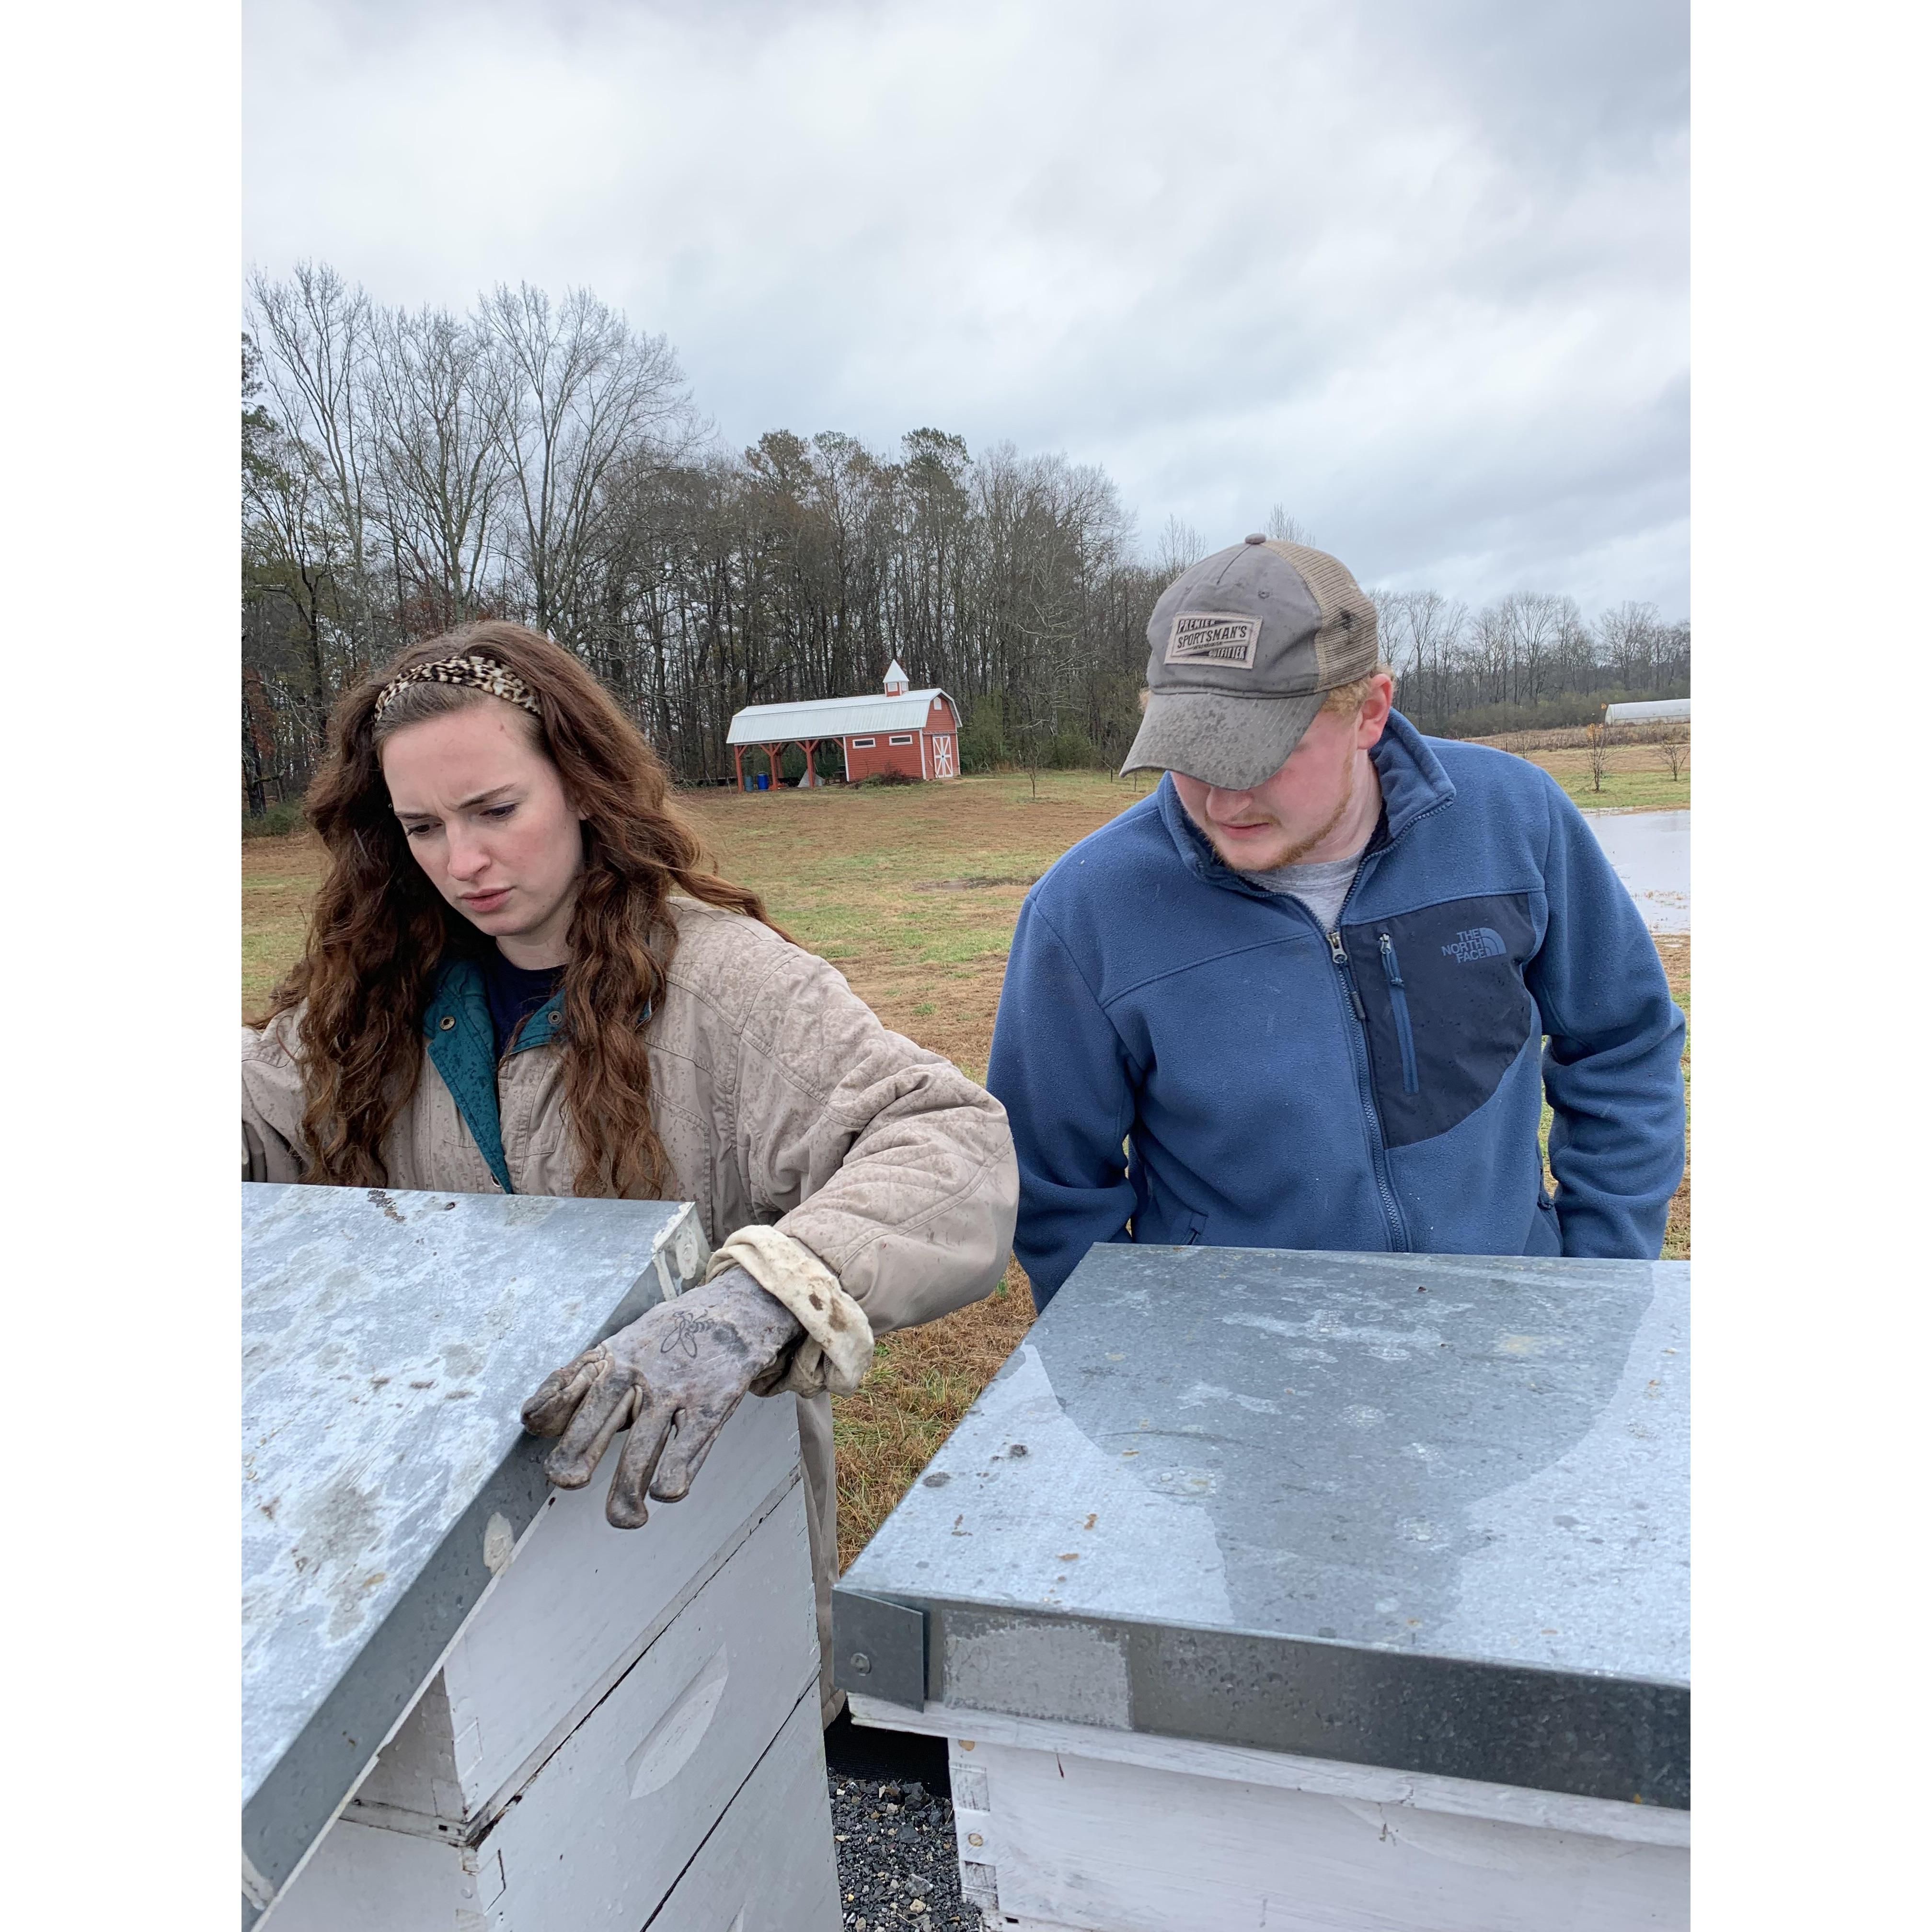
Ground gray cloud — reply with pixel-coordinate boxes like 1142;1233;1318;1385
244;0;1687;615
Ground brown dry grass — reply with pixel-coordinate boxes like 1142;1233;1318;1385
1470;733;1691;812
242;829;329;1017
241;765;1689;1565
831;1258;1039;1568
1472;722;1690;754
679;771;1154;1084
1515;742;1690;812
1656;933;1691;1261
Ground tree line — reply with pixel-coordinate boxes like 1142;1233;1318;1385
242;264;1689;812
1372;589;1689;739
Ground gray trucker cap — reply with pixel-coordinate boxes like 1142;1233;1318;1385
1120;534;1379;790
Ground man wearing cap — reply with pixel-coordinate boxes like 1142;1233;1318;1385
986;535;1685;1305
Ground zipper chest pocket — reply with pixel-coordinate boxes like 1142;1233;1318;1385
1324;927;1410;1252
1379;933;1420;1096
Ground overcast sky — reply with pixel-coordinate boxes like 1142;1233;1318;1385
244;0;1688;619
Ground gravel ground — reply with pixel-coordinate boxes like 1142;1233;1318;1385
824;1712;979;1930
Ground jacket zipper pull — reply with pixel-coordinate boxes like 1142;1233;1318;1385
1327;931;1368;1019
1379;932;1403;985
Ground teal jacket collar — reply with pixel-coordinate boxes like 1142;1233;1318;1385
420;957;566;1193
418;959;653;1195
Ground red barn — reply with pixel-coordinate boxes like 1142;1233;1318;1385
725;660;962;788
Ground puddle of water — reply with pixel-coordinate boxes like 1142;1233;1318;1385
1580;810;1689;933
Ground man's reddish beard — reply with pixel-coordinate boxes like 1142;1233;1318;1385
1220;732;1357;872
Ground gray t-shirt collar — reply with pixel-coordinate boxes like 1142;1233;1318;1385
1245;846;1368;932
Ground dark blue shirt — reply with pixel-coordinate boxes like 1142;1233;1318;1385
478;949;564;1060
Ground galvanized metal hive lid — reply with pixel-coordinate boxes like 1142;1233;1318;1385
839;1245;1689;1806
241;1184;703;1892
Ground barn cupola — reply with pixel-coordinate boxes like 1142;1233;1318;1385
882;657;910;696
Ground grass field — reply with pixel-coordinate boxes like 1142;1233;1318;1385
242;760;1690;1567
1471;732;1692;814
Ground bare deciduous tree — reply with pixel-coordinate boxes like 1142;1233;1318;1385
481;283;699;642
1585;720;1610;794
1155;515;1206;578
247;262;380;664
366;302;510;636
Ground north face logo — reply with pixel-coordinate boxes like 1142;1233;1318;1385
1441;927;1508;964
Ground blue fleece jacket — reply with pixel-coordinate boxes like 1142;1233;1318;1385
986;713;1685;1305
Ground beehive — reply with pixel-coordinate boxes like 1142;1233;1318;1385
243;1183;838;1930
837;1244;1689;1932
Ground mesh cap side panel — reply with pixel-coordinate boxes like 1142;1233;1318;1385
1265;540;1378;686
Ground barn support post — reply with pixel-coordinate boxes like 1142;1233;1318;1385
800;739;818;788
733;744;744;792
763;744;782;791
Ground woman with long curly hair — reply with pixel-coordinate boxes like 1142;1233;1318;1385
243;622;1018;1720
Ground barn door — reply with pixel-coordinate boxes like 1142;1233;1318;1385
931;735;956;778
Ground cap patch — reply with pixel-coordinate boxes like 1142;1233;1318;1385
1165;611;1261;669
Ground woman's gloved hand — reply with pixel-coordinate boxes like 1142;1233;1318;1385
520;1265;805;1528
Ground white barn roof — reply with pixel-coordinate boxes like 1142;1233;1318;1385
1604;699;1690;724
725;688;954;745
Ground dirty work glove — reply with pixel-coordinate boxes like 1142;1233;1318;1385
520;1265;804;1529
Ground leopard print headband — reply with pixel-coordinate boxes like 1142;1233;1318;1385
374;654;542;721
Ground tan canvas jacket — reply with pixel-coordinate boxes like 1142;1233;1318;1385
242;896;1018;1719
